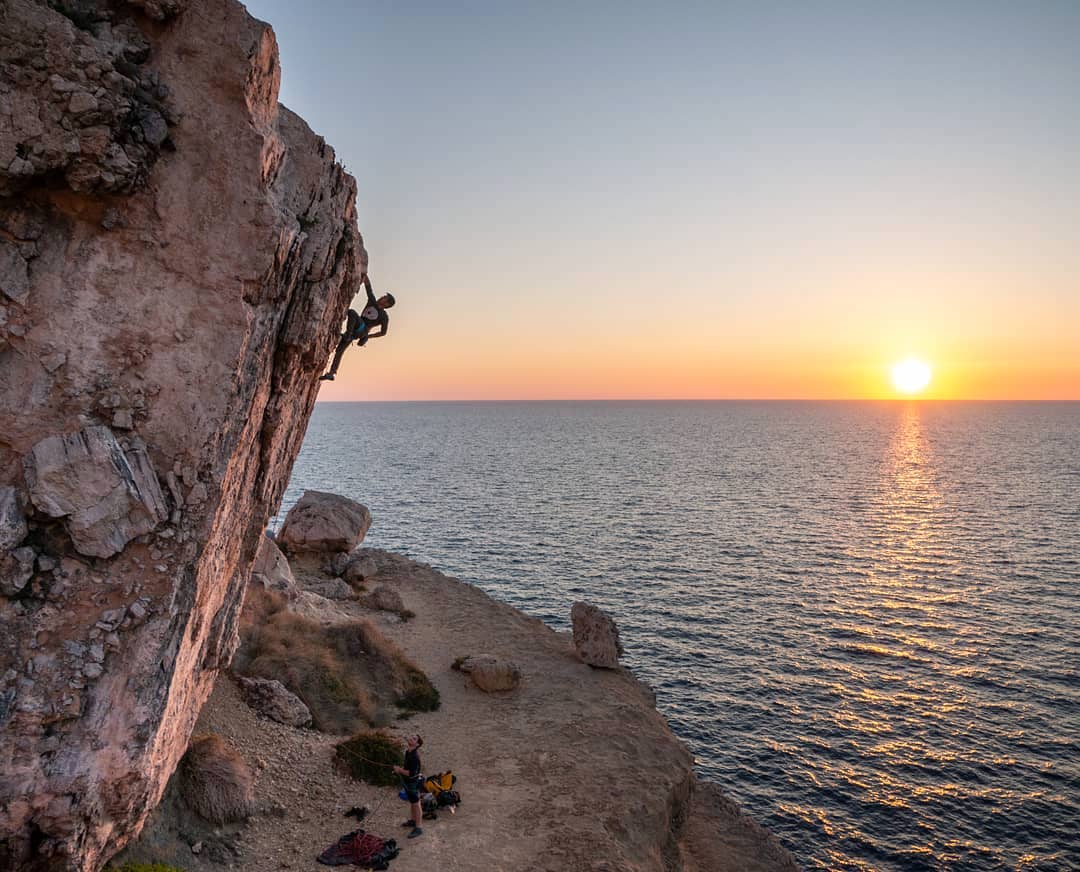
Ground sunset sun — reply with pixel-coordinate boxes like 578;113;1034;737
891;358;932;395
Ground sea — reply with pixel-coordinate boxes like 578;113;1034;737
276;401;1080;871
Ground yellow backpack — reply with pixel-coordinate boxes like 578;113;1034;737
423;771;455;795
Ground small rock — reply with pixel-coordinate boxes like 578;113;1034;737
68;92;99;114
359;586;406;615
83;663;103;679
191;840;203;855
236;676;312;728
458;655;522;693
111;409;133;429
1;546;35;597
343;554;377;584
0;486;28;550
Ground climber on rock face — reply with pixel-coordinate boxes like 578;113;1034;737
319;274;395;381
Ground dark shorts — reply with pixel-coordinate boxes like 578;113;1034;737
403;777;421;803
345;309;369;342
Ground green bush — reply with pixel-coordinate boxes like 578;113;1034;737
335;731;404;786
398;666;440;713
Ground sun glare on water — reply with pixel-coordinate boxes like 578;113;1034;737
891;358;932;395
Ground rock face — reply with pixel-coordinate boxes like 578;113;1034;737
277;490;372;554
0;0;365;868
235;676;311;728
571;601;624;668
24;425;169;558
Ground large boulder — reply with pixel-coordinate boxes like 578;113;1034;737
0;0;366;867
277;490;372;554
571;601;624;669
457;654;523;693
235;676;311;728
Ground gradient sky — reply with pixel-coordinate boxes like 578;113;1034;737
245;0;1079;400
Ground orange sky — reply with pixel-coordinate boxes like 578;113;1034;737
316;265;1080;400
248;1;1080;402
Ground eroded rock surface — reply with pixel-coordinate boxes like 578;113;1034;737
277;490;372;554
24;425;168;558
0;0;365;868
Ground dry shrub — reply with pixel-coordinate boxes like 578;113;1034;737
235;586;439;733
178;734;255;825
334;731;404;786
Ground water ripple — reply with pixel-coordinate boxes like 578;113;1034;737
279;401;1080;871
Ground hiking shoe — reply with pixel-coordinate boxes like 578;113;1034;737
401;819;417;828
319;374;335;381
407;827;423;839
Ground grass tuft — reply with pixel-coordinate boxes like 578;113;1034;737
235;586;438;732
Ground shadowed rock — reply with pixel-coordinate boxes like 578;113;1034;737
235;676;311;728
0;486;27;551
250;536;297;600
571;601;624;668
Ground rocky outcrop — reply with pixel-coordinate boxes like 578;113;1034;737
571;600;624;668
277;490;372;554
0;0;365;868
235;676;311;729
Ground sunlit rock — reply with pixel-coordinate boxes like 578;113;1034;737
277;490;372;554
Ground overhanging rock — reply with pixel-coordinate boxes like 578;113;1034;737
0;0;366;868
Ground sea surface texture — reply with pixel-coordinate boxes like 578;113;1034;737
279;401;1079;871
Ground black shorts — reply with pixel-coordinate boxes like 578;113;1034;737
403;778;421;803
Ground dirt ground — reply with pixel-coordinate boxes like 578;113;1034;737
119;550;801;872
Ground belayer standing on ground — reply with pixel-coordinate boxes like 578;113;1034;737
393;734;424;839
319;274;395;381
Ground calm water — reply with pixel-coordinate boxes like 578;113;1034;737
278;401;1080;871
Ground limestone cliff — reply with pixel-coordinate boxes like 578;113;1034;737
0;0;364;868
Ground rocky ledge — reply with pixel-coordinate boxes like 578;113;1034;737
118;532;802;872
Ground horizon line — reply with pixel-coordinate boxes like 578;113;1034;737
314;397;1080;404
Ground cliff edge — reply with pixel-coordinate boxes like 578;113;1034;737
119;547;801;871
0;0;364;868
